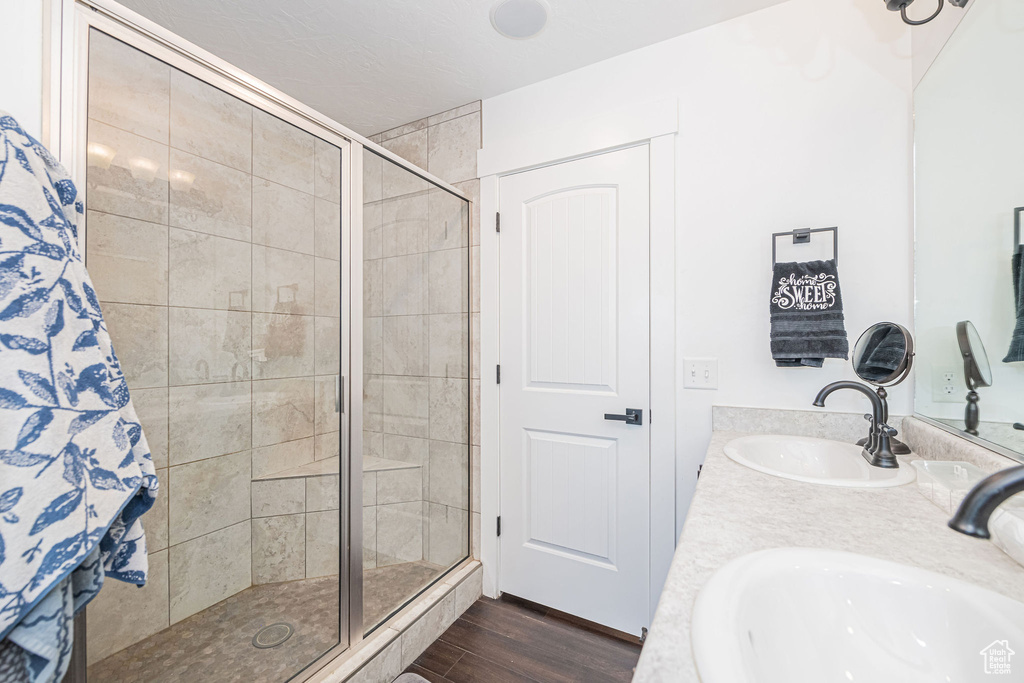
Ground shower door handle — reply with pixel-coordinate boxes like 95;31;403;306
335;375;344;413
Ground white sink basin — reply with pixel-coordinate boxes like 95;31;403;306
692;548;1024;683
724;435;916;488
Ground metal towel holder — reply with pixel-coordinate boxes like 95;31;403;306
771;226;839;268
1015;207;1023;252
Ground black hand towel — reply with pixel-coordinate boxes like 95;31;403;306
770;259;849;367
1003;246;1024;363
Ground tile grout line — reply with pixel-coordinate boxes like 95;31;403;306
376;108;481;145
88;200;340;260
100;298;341;321
87;114;342;201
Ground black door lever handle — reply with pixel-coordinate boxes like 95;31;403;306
604;409;643;426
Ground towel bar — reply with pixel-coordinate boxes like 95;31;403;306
1015;207;1023;251
771;226;838;268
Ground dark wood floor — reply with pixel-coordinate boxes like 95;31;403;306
403;595;643;682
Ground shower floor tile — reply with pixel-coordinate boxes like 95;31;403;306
88;561;445;683
364;561;446;630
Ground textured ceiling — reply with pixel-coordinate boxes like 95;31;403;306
117;0;788;135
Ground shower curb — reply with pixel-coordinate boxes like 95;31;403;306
308;559;482;683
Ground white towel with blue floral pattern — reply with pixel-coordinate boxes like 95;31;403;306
0;113;158;682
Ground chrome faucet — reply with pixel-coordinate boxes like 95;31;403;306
813;381;899;469
948;465;1024;538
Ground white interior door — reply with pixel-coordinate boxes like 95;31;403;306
498;145;651;636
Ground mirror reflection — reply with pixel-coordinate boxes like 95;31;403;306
914;0;1024;457
956;320;992;436
852;323;912;386
957;320;993;391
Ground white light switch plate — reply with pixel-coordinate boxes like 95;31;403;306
684;358;718;390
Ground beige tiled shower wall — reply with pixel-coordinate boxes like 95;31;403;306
249;473;341;584
361;157;469;570
82;32;342;664
368;102;482;562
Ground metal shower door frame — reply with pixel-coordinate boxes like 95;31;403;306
50;4;357;675
43;1;469;678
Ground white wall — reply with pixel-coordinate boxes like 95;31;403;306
0;0;44;140
914;0;1024;423
481;0;915;531
911;0;974;88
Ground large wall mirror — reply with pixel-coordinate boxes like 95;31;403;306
914;0;1024;459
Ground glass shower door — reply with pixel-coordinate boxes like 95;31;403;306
81;28;345;682
360;149;471;632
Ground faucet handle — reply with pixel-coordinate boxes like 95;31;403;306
869;424;900;469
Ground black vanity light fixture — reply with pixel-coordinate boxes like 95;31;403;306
885;0;969;26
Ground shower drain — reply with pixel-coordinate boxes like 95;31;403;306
252;622;294;649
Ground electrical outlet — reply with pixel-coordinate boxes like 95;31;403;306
684;358;718;390
932;368;959;403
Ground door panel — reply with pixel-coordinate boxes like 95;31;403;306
499;145;650;636
525;429;616;565
526;187;617;391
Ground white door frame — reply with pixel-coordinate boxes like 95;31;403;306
479;99;678;623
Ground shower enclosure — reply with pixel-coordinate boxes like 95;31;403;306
82;28;346;683
55;3;471;680
359;151;471;632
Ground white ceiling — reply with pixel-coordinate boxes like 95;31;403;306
117;0;788;135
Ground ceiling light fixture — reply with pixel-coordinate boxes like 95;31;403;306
490;0;549;40
885;0;969;26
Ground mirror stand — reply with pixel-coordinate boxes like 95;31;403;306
965;389;980;436
956;321;993;438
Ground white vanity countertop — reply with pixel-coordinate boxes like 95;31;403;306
633;430;1024;682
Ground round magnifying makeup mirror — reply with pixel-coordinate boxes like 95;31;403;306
853;323;914;386
852;323;915;454
956;320;993;435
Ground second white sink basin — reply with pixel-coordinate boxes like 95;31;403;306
724;434;916;488
692;548;1024;683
